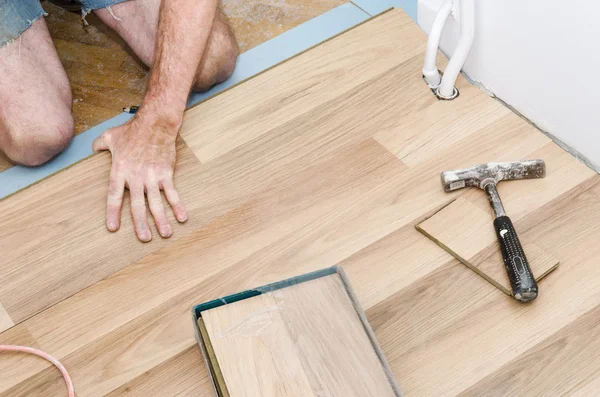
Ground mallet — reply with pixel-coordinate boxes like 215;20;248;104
441;160;546;302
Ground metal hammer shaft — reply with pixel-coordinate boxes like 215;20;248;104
483;183;506;218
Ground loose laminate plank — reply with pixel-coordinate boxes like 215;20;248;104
201;273;398;397
417;197;560;295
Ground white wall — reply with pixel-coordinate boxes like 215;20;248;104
418;0;600;171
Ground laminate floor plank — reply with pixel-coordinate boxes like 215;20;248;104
374;81;512;166
568;373;600;397
202;274;397;397
0;286;206;397
203;293;319;397
0;304;13;333
0;140;203;324
458;303;600;396
180;9;425;162
0;326;48;391
105;347;214;397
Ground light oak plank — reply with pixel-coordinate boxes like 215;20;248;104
339;223;454;309
0;325;49;392
1;24;544;342
105;347;212;397
267;117;553;290
202;274;397;397
203;293;318;397
375;78;514;166
184;113;551;326
417;197;559;295
6;178;598;396
458;303;600;396
180;8;425;162
568;374;600;397
1;53;560;396
0;304;13;333
0;140;202;324
0;288;203;397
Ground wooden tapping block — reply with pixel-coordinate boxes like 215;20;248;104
416;198;559;296
198;270;400;397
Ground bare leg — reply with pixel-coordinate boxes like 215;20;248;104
0;18;74;166
95;0;238;92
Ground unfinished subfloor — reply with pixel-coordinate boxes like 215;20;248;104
1;8;599;396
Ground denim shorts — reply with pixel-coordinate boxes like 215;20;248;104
0;0;129;47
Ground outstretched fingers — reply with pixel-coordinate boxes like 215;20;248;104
106;174;125;232
129;183;152;242
161;179;188;223
147;184;172;238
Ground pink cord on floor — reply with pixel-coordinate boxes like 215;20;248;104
0;345;74;397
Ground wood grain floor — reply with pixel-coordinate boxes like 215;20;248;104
0;8;599;397
0;0;347;171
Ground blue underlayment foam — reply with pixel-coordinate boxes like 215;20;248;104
352;0;417;20
0;3;369;199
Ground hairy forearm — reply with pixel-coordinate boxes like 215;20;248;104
141;0;218;131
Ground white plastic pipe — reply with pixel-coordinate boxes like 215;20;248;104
437;0;475;98
422;0;453;88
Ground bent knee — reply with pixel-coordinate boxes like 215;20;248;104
3;114;74;167
192;24;239;92
216;37;239;82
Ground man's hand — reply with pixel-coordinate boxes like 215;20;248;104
92;112;187;242
93;0;217;241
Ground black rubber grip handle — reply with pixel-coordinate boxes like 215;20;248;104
493;216;538;302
